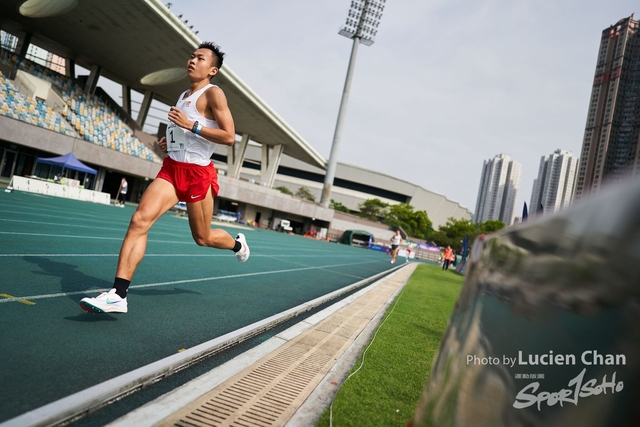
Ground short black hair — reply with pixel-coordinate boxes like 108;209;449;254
198;41;225;69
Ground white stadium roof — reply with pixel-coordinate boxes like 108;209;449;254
0;0;327;169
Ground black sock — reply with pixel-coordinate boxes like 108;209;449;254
113;277;130;299
232;240;242;252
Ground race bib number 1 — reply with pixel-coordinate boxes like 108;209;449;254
166;123;186;152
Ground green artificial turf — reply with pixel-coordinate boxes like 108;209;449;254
316;264;464;427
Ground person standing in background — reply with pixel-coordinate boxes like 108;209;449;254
442;245;454;270
115;177;128;207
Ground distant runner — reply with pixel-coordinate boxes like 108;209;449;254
390;230;402;264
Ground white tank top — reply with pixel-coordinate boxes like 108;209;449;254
392;234;401;245
166;84;219;166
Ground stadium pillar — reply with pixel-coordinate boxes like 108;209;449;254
229;134;249;179
65;58;74;78
261;144;284;188
95;168;106;192
84;64;102;95
136;90;153;127
122;86;131;115
17;33;32;59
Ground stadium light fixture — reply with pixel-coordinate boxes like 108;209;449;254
19;0;78;18
320;0;386;208
338;0;385;46
140;68;186;85
166;2;172;9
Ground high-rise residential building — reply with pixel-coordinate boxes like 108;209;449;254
530;149;578;217
574;14;640;202
474;153;521;225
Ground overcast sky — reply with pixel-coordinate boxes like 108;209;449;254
145;0;637;217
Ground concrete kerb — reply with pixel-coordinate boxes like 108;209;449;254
286;262;417;426
106;263;416;427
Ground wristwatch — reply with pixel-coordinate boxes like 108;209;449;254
191;121;203;134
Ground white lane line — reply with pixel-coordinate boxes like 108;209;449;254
0;218;126;232
0;254;138;257
0;253;375;258
0;231;124;241
0;232;369;252
0;260;385;304
0;206;130;223
259;254;367;280
0;207;119;219
0;225;210;243
0;218;188;239
0;232;235;246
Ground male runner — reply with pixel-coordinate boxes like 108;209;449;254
80;42;249;314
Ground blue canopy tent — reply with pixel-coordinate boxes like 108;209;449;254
35;153;97;175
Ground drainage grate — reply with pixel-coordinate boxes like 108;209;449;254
157;266;415;427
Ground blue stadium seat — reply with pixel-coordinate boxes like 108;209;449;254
1;57;161;163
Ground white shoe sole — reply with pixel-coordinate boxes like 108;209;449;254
79;299;128;314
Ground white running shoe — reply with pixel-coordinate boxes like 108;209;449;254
79;289;128;314
235;233;250;262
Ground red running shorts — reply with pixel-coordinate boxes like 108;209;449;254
156;157;219;202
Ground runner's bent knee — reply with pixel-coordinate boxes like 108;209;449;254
191;227;215;246
129;210;154;233
192;234;208;246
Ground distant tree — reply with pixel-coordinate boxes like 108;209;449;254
384;203;433;240
295;186;316;202
431;218;476;252
330;199;349;213
275;186;293;195
431;217;506;252
429;232;455;250
478;219;506;234
357;198;389;221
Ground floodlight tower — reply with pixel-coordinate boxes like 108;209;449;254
320;0;385;208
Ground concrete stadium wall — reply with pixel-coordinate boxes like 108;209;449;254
0;115;161;180
217;177;333;223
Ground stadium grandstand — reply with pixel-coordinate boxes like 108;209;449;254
0;0;471;241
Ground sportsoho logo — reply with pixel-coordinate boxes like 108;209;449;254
467;350;626;411
513;351;626;410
